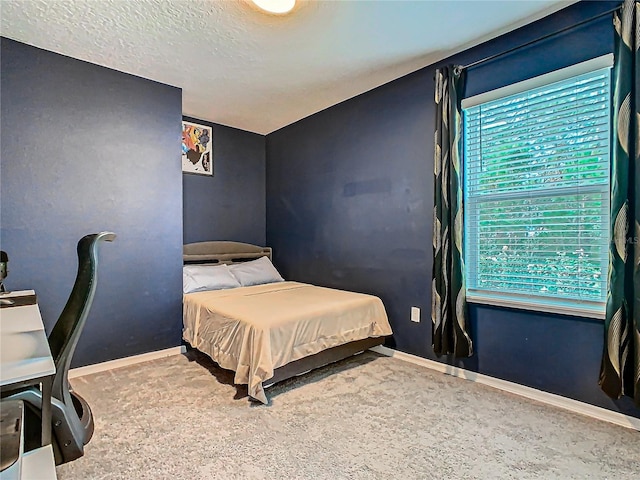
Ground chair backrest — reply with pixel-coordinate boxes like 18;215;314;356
48;232;116;401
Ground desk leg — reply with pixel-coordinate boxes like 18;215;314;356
41;376;53;446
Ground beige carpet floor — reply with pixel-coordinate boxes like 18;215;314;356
56;350;639;480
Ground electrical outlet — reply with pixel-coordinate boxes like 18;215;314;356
411;306;420;323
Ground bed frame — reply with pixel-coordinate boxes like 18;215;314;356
182;241;385;390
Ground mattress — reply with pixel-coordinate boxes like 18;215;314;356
183;281;392;403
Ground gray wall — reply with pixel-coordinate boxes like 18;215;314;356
183;117;266;246
0;38;184;367
266;1;639;417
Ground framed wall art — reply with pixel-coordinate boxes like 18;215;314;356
182;121;213;176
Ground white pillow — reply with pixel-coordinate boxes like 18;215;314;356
183;264;241;294
228;256;284;287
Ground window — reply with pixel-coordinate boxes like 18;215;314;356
462;55;613;318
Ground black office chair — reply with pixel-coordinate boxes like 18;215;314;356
3;232;115;464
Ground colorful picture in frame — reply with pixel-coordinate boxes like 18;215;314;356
182;121;213;176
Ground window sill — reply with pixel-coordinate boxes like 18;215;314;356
466;292;605;320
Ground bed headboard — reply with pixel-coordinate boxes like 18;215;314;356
183;241;272;265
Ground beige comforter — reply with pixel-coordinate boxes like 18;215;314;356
183;281;392;403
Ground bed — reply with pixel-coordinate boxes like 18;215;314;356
182;241;392;403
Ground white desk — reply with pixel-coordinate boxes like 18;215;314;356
0;290;56;446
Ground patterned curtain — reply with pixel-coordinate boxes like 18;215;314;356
432;66;473;358
599;0;639;406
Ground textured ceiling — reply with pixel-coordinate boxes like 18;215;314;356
0;0;575;134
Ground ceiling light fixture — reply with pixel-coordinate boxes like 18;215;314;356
251;0;296;15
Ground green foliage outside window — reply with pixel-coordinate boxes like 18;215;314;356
464;67;611;302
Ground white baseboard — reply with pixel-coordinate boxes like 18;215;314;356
370;345;640;432
69;346;186;379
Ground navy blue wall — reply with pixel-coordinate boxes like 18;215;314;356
266;1;639;417
183;117;266;246
0;38;184;367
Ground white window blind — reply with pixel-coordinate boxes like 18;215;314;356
463;60;612;316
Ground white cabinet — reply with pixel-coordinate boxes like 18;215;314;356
0;400;56;480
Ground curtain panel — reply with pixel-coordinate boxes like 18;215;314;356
599;0;639;406
432;66;473;358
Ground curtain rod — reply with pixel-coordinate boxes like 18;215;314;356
459;5;620;72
